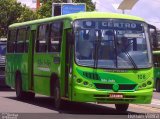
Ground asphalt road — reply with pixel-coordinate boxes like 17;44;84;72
0;87;160;119
153;91;160;100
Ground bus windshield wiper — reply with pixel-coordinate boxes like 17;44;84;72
122;49;138;69
93;31;102;69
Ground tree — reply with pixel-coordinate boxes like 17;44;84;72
0;0;23;37
0;0;39;37
73;0;95;11
17;6;40;22
37;0;95;18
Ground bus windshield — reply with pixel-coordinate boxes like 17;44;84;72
74;19;152;69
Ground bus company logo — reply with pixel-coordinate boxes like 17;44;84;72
113;84;119;92
101;79;115;83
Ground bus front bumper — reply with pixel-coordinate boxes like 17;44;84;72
71;86;153;104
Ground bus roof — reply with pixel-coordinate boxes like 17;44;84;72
9;12;145;28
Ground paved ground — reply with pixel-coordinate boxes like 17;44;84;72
0;87;160;119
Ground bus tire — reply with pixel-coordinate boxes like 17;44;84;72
54;79;63;110
15;73;35;100
115;104;129;112
156;79;160;92
26;92;35;100
15;73;25;100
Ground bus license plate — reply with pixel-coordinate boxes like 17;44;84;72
109;93;123;99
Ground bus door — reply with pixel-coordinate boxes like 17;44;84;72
64;29;73;98
28;28;36;90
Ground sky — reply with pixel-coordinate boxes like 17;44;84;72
18;0;160;29
92;0;160;29
17;0;36;9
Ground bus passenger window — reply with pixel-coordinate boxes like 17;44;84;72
24;28;30;52
7;29;17;53
16;28;26;53
48;22;63;52
36;24;49;52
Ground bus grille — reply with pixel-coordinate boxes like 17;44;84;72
94;84;137;90
83;72;100;80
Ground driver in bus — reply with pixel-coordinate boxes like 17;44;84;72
77;30;93;59
117;37;129;52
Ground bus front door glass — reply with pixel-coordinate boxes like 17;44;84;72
74;19;152;69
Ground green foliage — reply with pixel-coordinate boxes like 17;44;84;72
0;0;39;37
0;0;23;37
37;0;63;18
17;6;40;22
73;0;95;11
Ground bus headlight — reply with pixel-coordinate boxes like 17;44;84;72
147;81;152;85
77;78;82;83
73;75;77;80
83;81;88;86
142;83;146;87
138;79;153;90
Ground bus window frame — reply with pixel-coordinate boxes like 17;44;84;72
7;29;18;53
48;21;63;53
16;27;28;53
24;27;30;53
36;23;50;53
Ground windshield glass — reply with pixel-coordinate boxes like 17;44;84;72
0;43;6;56
74;19;152;69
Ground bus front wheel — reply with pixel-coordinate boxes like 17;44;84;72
115;104;129;112
156;79;160;92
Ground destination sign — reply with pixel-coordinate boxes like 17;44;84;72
62;4;86;15
82;21;143;31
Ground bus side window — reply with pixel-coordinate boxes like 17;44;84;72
48;21;63;52
36;24;49;52
7;29;17;53
16;28;26;53
25;27;30;52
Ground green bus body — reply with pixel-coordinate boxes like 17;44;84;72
6;12;153;106
153;50;160;92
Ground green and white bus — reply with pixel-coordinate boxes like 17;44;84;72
6;12;154;111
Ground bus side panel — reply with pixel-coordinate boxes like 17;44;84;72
5;53;28;91
5;54;15;88
33;53;60;96
18;54;29;91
